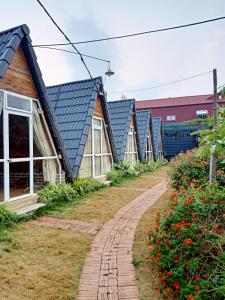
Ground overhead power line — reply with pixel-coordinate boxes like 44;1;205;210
36;0;93;79
33;16;225;47
36;45;110;63
108;70;212;94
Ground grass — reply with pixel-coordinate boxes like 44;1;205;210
132;190;171;300
0;224;93;300
46;166;169;224
0;166;169;299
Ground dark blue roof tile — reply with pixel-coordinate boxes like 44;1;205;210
47;78;117;177
108;99;141;161
152;117;163;159
0;24;70;178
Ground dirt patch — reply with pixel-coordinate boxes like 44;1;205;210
132;190;171;300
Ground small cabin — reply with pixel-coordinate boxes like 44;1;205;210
107;99;140;167
136;110;154;162
152;117;164;160
47;78;117;180
0;25;65;203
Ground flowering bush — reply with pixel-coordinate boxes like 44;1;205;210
170;149;225;191
149;186;225;299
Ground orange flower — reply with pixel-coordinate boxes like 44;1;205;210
173;282;180;290
154;225;158;231
183;238;193;246
188;295;194;300
213;227;222;235
201;197;207;204
177;231;184;237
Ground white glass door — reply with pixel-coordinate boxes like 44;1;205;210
5;110;32;201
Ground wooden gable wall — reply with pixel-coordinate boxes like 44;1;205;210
93;96;104;118
0;45;38;99
130;113;135;127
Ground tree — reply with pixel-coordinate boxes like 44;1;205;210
197;107;225;163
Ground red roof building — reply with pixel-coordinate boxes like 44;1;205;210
136;94;225;123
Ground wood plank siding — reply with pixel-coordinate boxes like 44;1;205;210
93;97;104;118
0;46;38;98
130;114;135;127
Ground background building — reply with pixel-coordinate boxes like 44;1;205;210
136;94;225;124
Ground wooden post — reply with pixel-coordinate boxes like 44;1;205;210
209;68;217;184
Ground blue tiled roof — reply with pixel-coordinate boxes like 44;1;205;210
107;99;141;161
163;123;199;157
47;78;117;177
136;110;153;161
152;117;163;158
0;25;70;177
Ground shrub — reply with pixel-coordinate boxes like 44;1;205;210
135;159;168;174
149;186;225;300
0;204;17;228
107;161;137;185
38;183;77;207
72;177;104;195
170;149;225;191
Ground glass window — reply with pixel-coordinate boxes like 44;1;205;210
79;157;92;178
0;92;3;158
166;115;176;121
9;114;29;158
7;94;31;112
93;118;102;127
10;161;30;198
102;126;110;154
0;163;3;201
84;130;92;155
102;155;112;174
33;101;54;157
196;110;208;119
33;159;59;191
94;129;101;154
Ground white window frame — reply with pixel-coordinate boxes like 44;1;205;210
0;89;61;202
146;133;153;161
124;126;138;167
82;116;113;178
166;115;176;121
196;110;208;119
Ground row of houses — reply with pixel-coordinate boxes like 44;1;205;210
0;24;163;204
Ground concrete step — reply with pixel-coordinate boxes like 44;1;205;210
6;195;38;211
104;180;112;186
15;203;46;216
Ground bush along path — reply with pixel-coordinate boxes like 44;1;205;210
77;178;168;300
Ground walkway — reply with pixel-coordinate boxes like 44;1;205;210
28;216;102;235
77;178;168;300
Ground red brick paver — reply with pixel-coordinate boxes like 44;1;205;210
28;216;102;235
77;179;168;300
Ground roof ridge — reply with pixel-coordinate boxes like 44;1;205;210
108;98;135;103
137;94;213;102
47;76;102;89
0;24;29;36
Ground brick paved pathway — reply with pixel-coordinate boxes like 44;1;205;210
77;178;168;300
28;216;102;235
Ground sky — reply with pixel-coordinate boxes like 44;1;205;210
1;0;225;101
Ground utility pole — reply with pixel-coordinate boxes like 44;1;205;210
209;68;217;184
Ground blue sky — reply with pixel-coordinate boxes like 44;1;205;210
1;0;225;100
